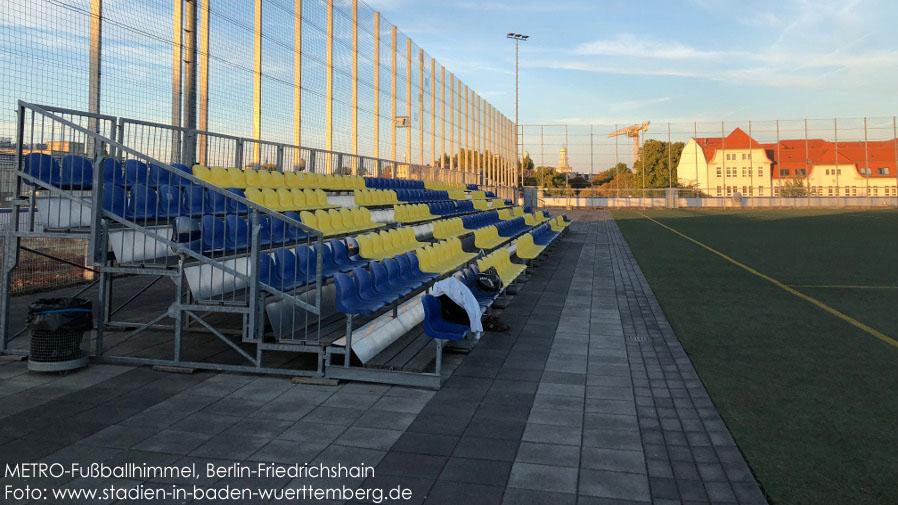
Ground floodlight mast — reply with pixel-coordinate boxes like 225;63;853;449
507;32;528;189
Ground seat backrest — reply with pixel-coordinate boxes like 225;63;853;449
182;186;205;216
269;171;286;187
225;168;245;188
125;159;149;187
102;158;125;186
273;248;298;283
370;261;393;293
244;169;261;187
156;185;182;217
201;215;226;252
60;155;92;188
245;187;265;206
296;245;316;276
127;184;157;219
258;170;274;188
291;188;307;208
262;188;280;209
383;258;404;285
102;185;127;216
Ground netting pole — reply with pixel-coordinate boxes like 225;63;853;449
172;0;183;161
252;0;262;165
372;12;378;164
390;26;397;166
293;0;303;169
465;85;470;177
456;80;461;177
448;73;454;172
430;58;435;169
198;0;209;165
325;0;334;173
87;0;102;159
405;37;412;170
440;66;445;170
418;49;424;170
351;0;358;162
182;0;198;166
475;94;480;182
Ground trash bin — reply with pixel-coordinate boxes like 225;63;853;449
27;297;93;372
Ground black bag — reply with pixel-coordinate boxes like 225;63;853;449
437;295;469;326
476;267;502;292
27;298;93;332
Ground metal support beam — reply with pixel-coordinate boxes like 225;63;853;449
198;0;209;165
351;0;358;158
87;0;102;159
182;0;198;166
390;26;397;165
418;48;424;169
325;0;334;173
252;0;262;165
293;0;303;169
405;37;411;167
372;11;379;161
171;0;183;160
448;73;454;171
440;66;445;169
430;58;435;168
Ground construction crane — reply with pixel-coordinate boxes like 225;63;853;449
608;121;650;167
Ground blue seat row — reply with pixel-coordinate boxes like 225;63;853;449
188;214;309;254
396;189;449;203
461;210;501;230
422;294;468;342
459;266;500;309
101;184;248;220
23;153;192;189
466;184;480;191
333;252;437;314
427;200;474;217
364;177;425;190
531;222;560;246
496;217;528;237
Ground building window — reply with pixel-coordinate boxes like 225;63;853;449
748;186;754;195
757;167;763;177
796;169;806;176
716;167;722;177
726;186;732;196
774;186;780;196
879;167;890;175
825;169;830;175
758;186;764;196
716;186;722;196
742;153;747;160
742;186;747;194
851;186;857;196
873;187;879;195
779;169;790;176
828;186;833;195
838;169;842;175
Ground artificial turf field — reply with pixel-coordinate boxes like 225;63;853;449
611;208;898;505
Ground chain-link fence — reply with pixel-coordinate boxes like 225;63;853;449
520;120;898;201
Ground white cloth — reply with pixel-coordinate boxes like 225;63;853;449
431;277;483;334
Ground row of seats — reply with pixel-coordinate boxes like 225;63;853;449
462;210;502;230
427;201;474;217
194;165;367;191
515;233;546;260
299;208;382;237
423;181;467;191
477;247;527;286
356;228;425;260
416;238;476;275
473;198;506;211
243;187;336;212
365;177;426;190
334;254;437;315
23;153;192;189
431;218;467;240
192;214;307;253
396;189;450;203
394;204;436;223
354;189;400;207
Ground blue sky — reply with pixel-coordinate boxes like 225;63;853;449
367;0;898;125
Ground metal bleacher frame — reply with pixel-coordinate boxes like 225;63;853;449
1;101;537;388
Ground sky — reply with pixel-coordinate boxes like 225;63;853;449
366;0;898;125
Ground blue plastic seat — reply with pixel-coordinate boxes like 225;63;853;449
273;248;308;290
182;186;206;217
257;254;287;291
126;185;158;219
322;242;352;273
422;294;467;341
256;215;275;246
370;261;411;297
383;257;421;290
172;216;203;252
334;272;385;315
201;215;226;253
331;239;366;269
404;252;438;282
351;267;396;304
102;185;127;217
395;254;427;285
297;244;338;280
225;214;250;251
205;188;230;216
270;216;297;244
125;159;149;187
226;188;248;214
149;162;190;187
156;184;182;218
102;158;125;186
283;211;309;241
23;153;60;186
59;155;93;189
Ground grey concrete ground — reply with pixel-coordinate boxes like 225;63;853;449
0;211;766;504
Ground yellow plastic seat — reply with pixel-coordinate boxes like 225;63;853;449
208;166;230;187
277;188;296;211
260;188;283;211
192;164;212;183
314;209;336;236
512;207;525;218
269;171;286;188
257;170;273;188
242;188;265;211
474;226;505;249
515;233;545;260
244;169;261;188
315;189;332;208
300;210;318;232
470;190;486;200
523;213;538;226
288;188;306;209
472;199;490;211
283;171;301;188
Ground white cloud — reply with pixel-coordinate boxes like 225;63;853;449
575;35;720;60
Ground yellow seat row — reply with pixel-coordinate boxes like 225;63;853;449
473;225;506;250
491;198;508;209
515;233;545;260
244;187;335;212
549;216;570;232
299;208;383;236
432;218;466;240
415;238;476;275
355;189;399;206
447;190;468;200
393;204;435;223
477;247;527;286
192;165;366;190
356;228;425;260
424;181;466;191
469;190;486;200
473;199;492;211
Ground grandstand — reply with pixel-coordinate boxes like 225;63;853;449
0;102;570;388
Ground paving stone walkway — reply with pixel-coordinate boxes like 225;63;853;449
0;210;766;504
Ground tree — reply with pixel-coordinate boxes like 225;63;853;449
633;140;685;188
778;178;809;196
592;162;630;186
568;176;589;189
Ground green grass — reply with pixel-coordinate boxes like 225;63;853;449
611;209;898;505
